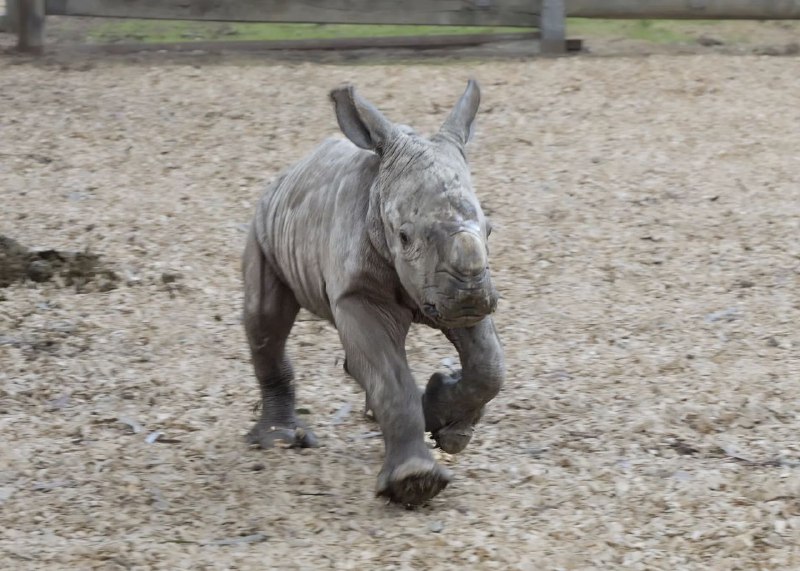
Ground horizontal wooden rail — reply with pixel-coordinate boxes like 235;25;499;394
71;32;552;54
44;0;543;27
566;0;800;20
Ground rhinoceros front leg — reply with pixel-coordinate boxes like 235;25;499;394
242;227;318;449
423;317;505;454
335;298;452;506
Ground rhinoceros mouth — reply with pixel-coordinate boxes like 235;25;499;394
420;267;498;328
421;299;495;329
433;313;488;329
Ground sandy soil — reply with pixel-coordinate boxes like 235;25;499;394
1;46;800;570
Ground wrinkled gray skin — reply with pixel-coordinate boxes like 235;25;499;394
242;80;505;506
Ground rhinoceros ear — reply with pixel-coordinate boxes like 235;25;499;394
439;79;481;148
329;84;394;154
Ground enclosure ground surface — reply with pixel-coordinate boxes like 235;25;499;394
1;50;800;570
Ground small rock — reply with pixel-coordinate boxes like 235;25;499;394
525;445;549;458
545;370;573;382
331;402;352;425
704;307;739;323
429;521;444;533
0;486;15;504
354;431;382;440
669;439;699;456
161;271;183;284
207;533;268;546
118;416;143;434
440;357;458;371
754;46;782;56
27;260;54;282
46;394;71;411
251;463;266;472
125;272;142;287
697;35;724;47
48;321;76;333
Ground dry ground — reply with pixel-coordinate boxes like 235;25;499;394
1;45;800;570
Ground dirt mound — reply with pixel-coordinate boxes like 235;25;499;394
0;235;118;291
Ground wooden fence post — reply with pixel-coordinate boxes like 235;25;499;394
540;0;566;54
17;0;45;54
1;0;19;33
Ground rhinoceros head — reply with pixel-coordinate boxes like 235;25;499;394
330;80;498;329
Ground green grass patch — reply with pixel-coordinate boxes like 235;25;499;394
87;20;532;44
566;18;722;44
85;17;762;46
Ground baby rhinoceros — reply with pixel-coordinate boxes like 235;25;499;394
242;80;505;506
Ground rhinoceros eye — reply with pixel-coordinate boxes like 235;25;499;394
399;230;410;248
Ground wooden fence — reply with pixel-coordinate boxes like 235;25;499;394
8;0;569;54
6;0;800;55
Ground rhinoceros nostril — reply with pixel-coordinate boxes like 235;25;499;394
423;303;440;319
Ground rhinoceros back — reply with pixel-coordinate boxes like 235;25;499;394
255;137;379;321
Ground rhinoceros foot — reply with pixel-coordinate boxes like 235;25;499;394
246;420;319;449
432;421;476;454
377;457;453;507
423;371;486;454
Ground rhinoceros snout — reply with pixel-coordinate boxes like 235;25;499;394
423;274;498;328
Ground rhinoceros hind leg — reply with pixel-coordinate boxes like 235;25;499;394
243;227;318;449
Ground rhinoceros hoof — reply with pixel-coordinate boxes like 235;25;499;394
377;458;453;506
433;422;475;454
246;421;319;449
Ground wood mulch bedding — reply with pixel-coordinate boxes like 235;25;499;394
1;48;799;569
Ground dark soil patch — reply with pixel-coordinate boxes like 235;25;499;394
0;235;118;291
